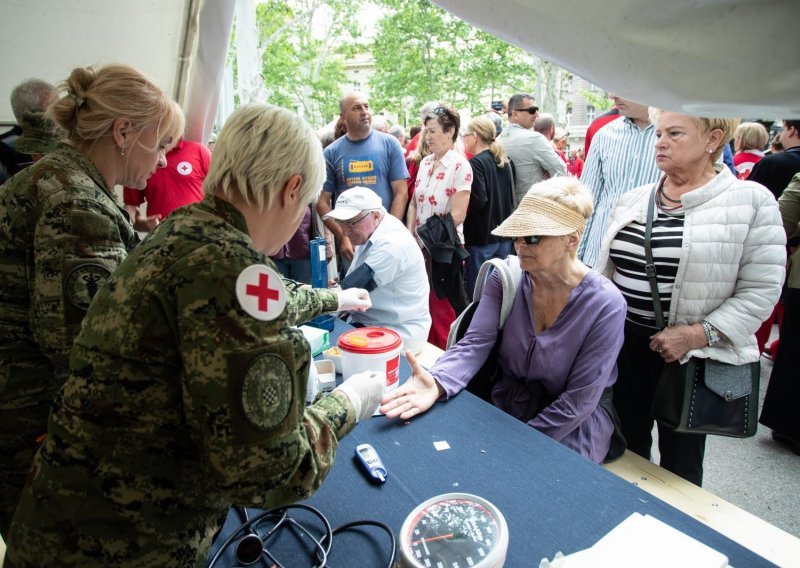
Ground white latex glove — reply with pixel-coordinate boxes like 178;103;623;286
334;371;386;421
337;288;372;312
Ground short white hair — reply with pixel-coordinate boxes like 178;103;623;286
528;176;593;220
203;104;324;211
388;124;405;140
419;101;438;124
371;115;388;131
11;79;57;124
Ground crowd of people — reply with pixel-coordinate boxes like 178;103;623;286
0;63;797;566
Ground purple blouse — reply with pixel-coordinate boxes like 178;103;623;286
431;267;626;463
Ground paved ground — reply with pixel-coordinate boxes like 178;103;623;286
703;351;800;538
654;327;800;538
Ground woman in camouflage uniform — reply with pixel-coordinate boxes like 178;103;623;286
0;63;184;537
5;104;383;567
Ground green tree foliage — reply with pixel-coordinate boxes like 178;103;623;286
581;89;614;113
369;0;537;121
253;0;363;126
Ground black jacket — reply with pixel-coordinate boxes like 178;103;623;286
417;212;468;309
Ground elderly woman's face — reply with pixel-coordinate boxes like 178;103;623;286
654;112;715;174
425;119;453;157
513;234;571;273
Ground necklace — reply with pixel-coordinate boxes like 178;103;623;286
655;188;682;213
658;186;682;203
655;180;683;211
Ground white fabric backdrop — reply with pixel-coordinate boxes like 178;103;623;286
182;0;236;143
435;0;800;118
0;0;189;123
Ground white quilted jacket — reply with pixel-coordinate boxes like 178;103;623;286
595;167;786;365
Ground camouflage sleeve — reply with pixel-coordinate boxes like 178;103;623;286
176;257;356;508
32;192;133;371
281;278;339;326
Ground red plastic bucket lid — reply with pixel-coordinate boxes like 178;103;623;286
338;327;402;354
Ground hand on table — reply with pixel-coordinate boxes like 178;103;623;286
379;350;441;420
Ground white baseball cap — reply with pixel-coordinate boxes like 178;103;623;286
323;186;383;221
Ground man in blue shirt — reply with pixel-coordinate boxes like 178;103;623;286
317;92;409;263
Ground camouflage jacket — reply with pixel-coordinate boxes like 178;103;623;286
7;194;355;567
0;143;137;410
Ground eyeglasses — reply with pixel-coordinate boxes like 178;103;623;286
337;212;372;229
517;235;542;246
515;106;539;115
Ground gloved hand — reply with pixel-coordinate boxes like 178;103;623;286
337;288;371;312
334;371;386;420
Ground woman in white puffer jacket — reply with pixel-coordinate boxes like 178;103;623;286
594;110;785;487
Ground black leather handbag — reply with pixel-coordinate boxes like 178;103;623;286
652;358;759;437
642;183;759;438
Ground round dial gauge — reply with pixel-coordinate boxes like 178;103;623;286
399;493;508;568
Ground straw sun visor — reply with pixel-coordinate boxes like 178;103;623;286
491;193;586;238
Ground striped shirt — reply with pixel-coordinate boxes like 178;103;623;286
577;117;661;267
609;204;685;329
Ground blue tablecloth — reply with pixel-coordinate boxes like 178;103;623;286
208;320;774;567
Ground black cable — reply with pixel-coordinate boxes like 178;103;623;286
206;509;291;568
316;520;397;568
206;505;395;568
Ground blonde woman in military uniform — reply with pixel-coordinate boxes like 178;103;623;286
5;104;383;567
0;64;184;536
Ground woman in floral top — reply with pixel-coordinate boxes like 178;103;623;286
406;105;473;347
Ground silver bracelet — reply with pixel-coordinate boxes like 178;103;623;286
701;320;720;346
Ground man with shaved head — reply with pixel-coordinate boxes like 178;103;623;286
317;92;408;264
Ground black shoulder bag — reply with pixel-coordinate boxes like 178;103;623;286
645;182;759;438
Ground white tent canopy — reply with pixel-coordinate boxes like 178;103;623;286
2;0;798;136
435;0;800;118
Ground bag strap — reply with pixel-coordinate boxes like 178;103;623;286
508;160;518;208
644;179;665;329
445;256;523;349
472;256;522;330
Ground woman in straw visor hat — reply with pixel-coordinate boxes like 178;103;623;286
381;177;627;464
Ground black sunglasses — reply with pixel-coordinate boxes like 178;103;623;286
518;235;542;246
515;106;539;115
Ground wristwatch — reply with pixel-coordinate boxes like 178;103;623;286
701;320;720;346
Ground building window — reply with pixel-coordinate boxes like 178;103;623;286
586;105;596;123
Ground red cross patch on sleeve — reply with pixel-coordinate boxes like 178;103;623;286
235;265;287;321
